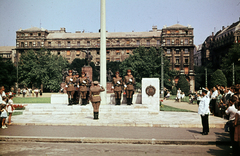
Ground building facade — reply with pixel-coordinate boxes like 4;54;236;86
0;46;16;63
16;24;195;91
194;44;202;66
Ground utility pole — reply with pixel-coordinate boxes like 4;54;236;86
161;48;164;98
205;68;207;88
233;63;235;85
100;0;106;104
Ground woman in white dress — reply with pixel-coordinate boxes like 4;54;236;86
7;95;14;125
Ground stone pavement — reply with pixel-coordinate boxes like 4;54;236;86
11;100;227;128
0;125;230;145
163;99;198;112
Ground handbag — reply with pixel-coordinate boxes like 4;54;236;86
224;121;230;132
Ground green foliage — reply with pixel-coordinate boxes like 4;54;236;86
171;86;177;95
18;49;69;92
221;43;240;86
176;75;190;95
119;46;176;88
210;69;227;88
0;57;17;91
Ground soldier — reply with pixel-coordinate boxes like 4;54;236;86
65;70;76;105
112;71;123;105
124;69;135;105
89;81;105;120
86;75;92;104
79;71;88;105
74;72;80;104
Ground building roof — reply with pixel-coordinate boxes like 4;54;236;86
168;24;187;28
17;27;46;32
0;46;16;52
46;31;162;39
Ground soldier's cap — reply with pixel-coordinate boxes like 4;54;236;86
68;70;72;73
75;72;79;75
116;71;119;74
202;88;208;93
93;81;99;85
127;69;131;72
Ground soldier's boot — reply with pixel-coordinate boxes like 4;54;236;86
96;112;99;119
127;98;130;105
118;99;121;105
68;98;71;106
115;99;119;105
93;112;98;120
130;98;133;105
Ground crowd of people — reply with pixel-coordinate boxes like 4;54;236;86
18;88;42;97
0;86;15;129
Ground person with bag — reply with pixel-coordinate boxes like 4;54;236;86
89;81;105;120
234;103;240;155
225;95;238;155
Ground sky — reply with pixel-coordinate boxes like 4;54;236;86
0;0;240;47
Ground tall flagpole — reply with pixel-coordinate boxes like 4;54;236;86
100;0;107;104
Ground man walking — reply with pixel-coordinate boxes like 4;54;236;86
198;88;210;135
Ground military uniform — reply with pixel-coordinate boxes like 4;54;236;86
198;88;210;135
65;70;76;105
89;81;105;119
79;72;89;105
74;73;80;104
124;69;135;105
112;72;123;105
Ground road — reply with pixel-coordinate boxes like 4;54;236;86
0;142;232;156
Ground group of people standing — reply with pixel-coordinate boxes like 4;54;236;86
0;86;15;129
64;69;135;120
20;88;42;97
198;85;240;155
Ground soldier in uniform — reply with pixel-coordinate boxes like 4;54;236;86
89;81;105;120
74;72;80;104
65;70;76;105
79;71;89;105
124;69;135;105
112;71;123;105
86;75;92;105
198;88;210;135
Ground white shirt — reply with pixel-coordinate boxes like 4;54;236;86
211;90;218;99
198;95;210;115
2;91;6;97
182;94;185;98
0;94;2;104
225;104;238;120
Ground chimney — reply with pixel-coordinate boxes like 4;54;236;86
212;32;214;36
222;26;225;30
60;27;66;33
152;26;157;32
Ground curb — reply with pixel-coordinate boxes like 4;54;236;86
0;136;230;145
11;123;225;128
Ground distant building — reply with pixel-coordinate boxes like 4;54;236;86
0;46;16;63
194;44;202;66
15;24;195;91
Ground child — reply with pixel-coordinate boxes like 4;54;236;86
7;95;14;125
1;104;8;129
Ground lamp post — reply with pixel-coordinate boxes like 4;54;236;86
161;47;164;98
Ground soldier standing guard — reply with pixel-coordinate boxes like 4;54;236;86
89;81;105;120
112;71;123;105
79;71;89;105
65;70;76;105
124;69;135;105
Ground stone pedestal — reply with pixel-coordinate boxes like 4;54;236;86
51;94;68;104
142;78;160;112
82;66;92;81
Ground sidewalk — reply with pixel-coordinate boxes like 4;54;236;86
163;99;198;112
0;125;230;145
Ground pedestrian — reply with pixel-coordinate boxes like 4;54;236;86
79;71;88;105
1;102;8;129
112;71;123;105
1;86;6;97
216;89;223;116
164;91;170;100
17;88;20;96
89;81;105;120
225;95;238;155
7;95;14;125
234;103;240;155
31;89;35;97
22;88;27;97
124;69;135;105
34;88;39;97
198;88;210;135
210;86;218;116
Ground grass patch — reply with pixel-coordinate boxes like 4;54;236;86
13;97;50;103
160;104;193;112
12;111;23;116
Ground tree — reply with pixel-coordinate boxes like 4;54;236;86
0;57;17;91
171;86;177;95
18;49;69;92
176;75;190;95
119;46;176;89
210;69;227;88
221;43;240;86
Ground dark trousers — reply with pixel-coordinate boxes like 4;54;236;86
229;120;238;155
201;115;209;133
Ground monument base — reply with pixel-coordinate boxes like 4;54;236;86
82;66;92;81
51;94;68;104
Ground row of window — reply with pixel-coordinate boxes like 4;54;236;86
18;33;42;37
168;57;189;65
62;49;131;56
165;30;192;35
164;39;192;45
166;48;189;54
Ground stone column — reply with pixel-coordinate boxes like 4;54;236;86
100;0;107;104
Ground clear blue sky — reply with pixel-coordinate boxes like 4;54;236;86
0;0;240;46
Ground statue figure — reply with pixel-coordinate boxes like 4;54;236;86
107;68;113;82
83;50;93;66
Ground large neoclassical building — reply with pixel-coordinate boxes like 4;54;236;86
15;24;195;91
